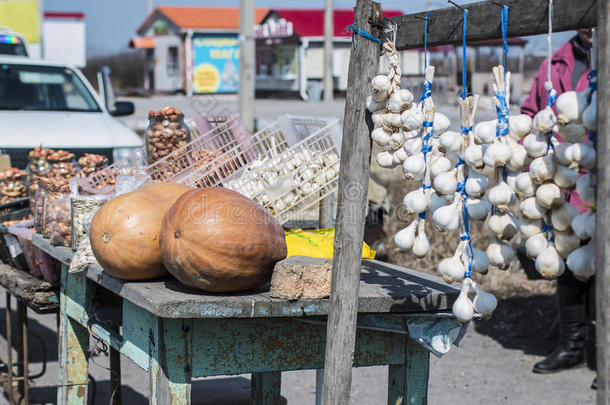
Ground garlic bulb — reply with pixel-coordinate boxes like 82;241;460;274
486;240;515;270
402;153;426;181
465;170;489;197
389;131;406;150
508;114;533;141
551;202;578;232
437;252;465;283
453;281;474;323
372;75;391;101
576;172;595;203
585;213;596;239
403;189;427;214
466;198;491;221
472;248;489;274
525;232;549;258
556;90;588;124
474;120;497;144
366;95;386;113
376;151;396;168
506;143;530;172
488;180;515;212
433;169;457;196
516;217;543;239
473;284;497;316
394;219;418;251
488;213;518;240
520;197;547;220
553;164;578;189
565;142;596;170
567;242;596;280
529;154;556;184
388;89;414;113
439;131;462;156
514;172;536;198
388;113;403;128
433;112;451;135
429;155;452;178
392;148;408;165
483;142;512;168
432;198;460;232
428;190;446;213
535;244;565;279
412;220;430;258
533;106;557;133
403;136;423;156
523;132;549;158
371;127;391;146
556;122;587;143
554;230;581;259
582;91;597;131
571;212;591;240
401;106;424;131
535;182;562;209
464;144;485;169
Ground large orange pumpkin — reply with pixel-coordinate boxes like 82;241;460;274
89;183;190;280
159;188;287;292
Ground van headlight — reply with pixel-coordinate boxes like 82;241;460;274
112;147;141;163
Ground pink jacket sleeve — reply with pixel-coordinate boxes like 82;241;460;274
520;59;548;118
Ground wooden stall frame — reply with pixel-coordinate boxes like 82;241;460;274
324;0;604;404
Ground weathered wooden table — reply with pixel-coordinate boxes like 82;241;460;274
32;234;460;404
0;263;59;404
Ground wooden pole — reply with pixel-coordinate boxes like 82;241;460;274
596;1;609;403
239;0;255;132
322;1;381;403
323;0;334;102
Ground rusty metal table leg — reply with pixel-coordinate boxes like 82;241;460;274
5;292;14;404
109;324;122;405
251;371;281;405
17;301;29;405
387;338;430;405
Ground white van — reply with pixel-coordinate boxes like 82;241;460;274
0;56;142;168
0;28;28;57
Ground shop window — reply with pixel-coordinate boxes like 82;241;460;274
167;46;179;76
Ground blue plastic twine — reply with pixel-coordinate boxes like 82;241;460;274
460;9;469;99
495;90;510;138
588;70;597;91
423;11;432;69
460;125;473;135
501;6;509;73
345;23;382;48
547;88;558;107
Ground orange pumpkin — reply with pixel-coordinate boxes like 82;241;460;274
89;183;190;280
159;188;287;292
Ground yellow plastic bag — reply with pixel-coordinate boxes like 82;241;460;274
284;227;376;259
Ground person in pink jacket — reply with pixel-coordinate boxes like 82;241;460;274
519;28;596;386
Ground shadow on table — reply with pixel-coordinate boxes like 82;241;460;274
473;294;557;357
0;307;59;363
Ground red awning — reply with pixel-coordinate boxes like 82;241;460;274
129;37;155;49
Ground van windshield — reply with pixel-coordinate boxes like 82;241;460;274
0;64;102;112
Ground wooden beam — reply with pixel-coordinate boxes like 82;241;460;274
323;0;334;102
239;0;255;132
322;0;382;403
596;0;610;403
390;0;597;51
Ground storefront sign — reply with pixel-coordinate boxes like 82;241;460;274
192;35;239;93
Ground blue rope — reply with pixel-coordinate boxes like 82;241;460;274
419;211;427;219
455;157;465;168
420;80;432;102
460;125;472;135
460;9;469;99
495;90;510;138
345;23;382;48
501;6;509;73
422;184;432;189
547;88;558;107
421;144;433;154
423;11;432;69
588;130;596;143
588;70;597;91
423;120;434;128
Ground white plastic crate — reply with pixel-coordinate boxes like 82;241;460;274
144;114;251;185
220;115;342;224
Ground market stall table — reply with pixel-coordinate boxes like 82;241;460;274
32;233;461;404
0;263;59;404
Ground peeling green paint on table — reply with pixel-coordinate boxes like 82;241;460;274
32;236;459;404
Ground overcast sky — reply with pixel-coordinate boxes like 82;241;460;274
44;0;574;57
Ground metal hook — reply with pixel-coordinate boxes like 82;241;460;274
448;0;467;11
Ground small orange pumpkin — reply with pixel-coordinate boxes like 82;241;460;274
90;183;190;280
159;188;287;292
